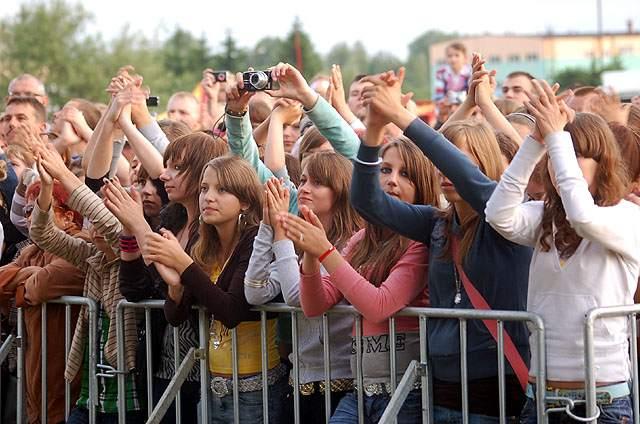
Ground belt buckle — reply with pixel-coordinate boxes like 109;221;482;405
300;382;315;396
211;377;230;397
595;390;613;405
364;383;380;396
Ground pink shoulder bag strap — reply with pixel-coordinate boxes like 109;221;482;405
451;237;529;391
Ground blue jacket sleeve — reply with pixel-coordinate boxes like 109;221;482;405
404;118;497;216
0;154;18;206
226;113;298;214
350;144;436;245
304;97;360;160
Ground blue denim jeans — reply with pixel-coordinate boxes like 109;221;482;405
66;406;145;424
329;390;421;424
207;374;288;424
433;405;505;423
519;395;632;423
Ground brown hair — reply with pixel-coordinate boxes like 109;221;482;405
506;112;536;133
506;71;534;80
191;155;262;272
628;105;640;130
496;132;520;164
69;98;101;130
609;122;640;186
6;96;46;122
298;126;329;162
540;113;629;258
162;132;229;236
158;119;191;142
346;138;440;286
284;153;301;187
446;42;467;56
440;120;505;261
301;151;362;249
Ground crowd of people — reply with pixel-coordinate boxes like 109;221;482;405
0;41;639;424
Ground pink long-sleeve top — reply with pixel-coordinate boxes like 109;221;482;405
300;229;429;335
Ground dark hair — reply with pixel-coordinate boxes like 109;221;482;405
506;71;535;80
351;74;369;85
161;131;229;238
6;96;46;122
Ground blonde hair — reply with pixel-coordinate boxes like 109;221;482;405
441;120;504;261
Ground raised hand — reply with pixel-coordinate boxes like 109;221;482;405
276;205;331;258
37;144;70;181
525;80;569;142
269;63;318;109
271;99;303;125
201;69;222;100
361;68;408;129
225;71;255;115
101;177;147;233
265;178;290;239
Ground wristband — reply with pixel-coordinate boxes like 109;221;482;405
318;245;336;262
225;107;247;117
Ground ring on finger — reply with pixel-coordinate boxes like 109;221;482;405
299;233;304;242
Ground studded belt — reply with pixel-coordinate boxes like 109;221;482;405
288;377;354;395
210;362;288;397
356;380;421;397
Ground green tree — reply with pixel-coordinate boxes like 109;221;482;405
552;57;625;89
250;36;285;70
367;52;403;75
280;17;324;79
161;28;212;94
0;0;104;107
213;30;248;73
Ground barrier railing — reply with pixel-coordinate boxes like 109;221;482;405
584;304;640;424
10;297;640;423
0;296;98;424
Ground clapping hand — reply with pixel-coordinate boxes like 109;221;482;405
276;205;332;258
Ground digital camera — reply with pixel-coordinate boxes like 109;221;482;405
242;70;279;91
207;70;228;83
146;96;159;107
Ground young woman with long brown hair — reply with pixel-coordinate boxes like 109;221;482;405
486;80;638;422
143;155;287;423
350;69;532;422
244;150;362;423
278;138;439;422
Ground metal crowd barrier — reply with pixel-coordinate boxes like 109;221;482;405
0;296;98;424
584;304;640;424
112;301;548;424
14;297;640;424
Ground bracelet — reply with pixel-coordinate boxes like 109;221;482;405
225;107;247;117
318;245;336;262
353;156;383;166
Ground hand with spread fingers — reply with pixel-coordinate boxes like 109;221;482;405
276;205;332;258
525;79;570;142
142;229;193;274
360;68;409;129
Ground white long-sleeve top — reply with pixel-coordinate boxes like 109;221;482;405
486;133;640;382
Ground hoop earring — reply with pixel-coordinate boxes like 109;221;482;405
238;210;247;231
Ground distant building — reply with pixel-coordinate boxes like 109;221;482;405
429;26;640;93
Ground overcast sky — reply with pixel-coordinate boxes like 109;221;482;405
3;0;640;61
